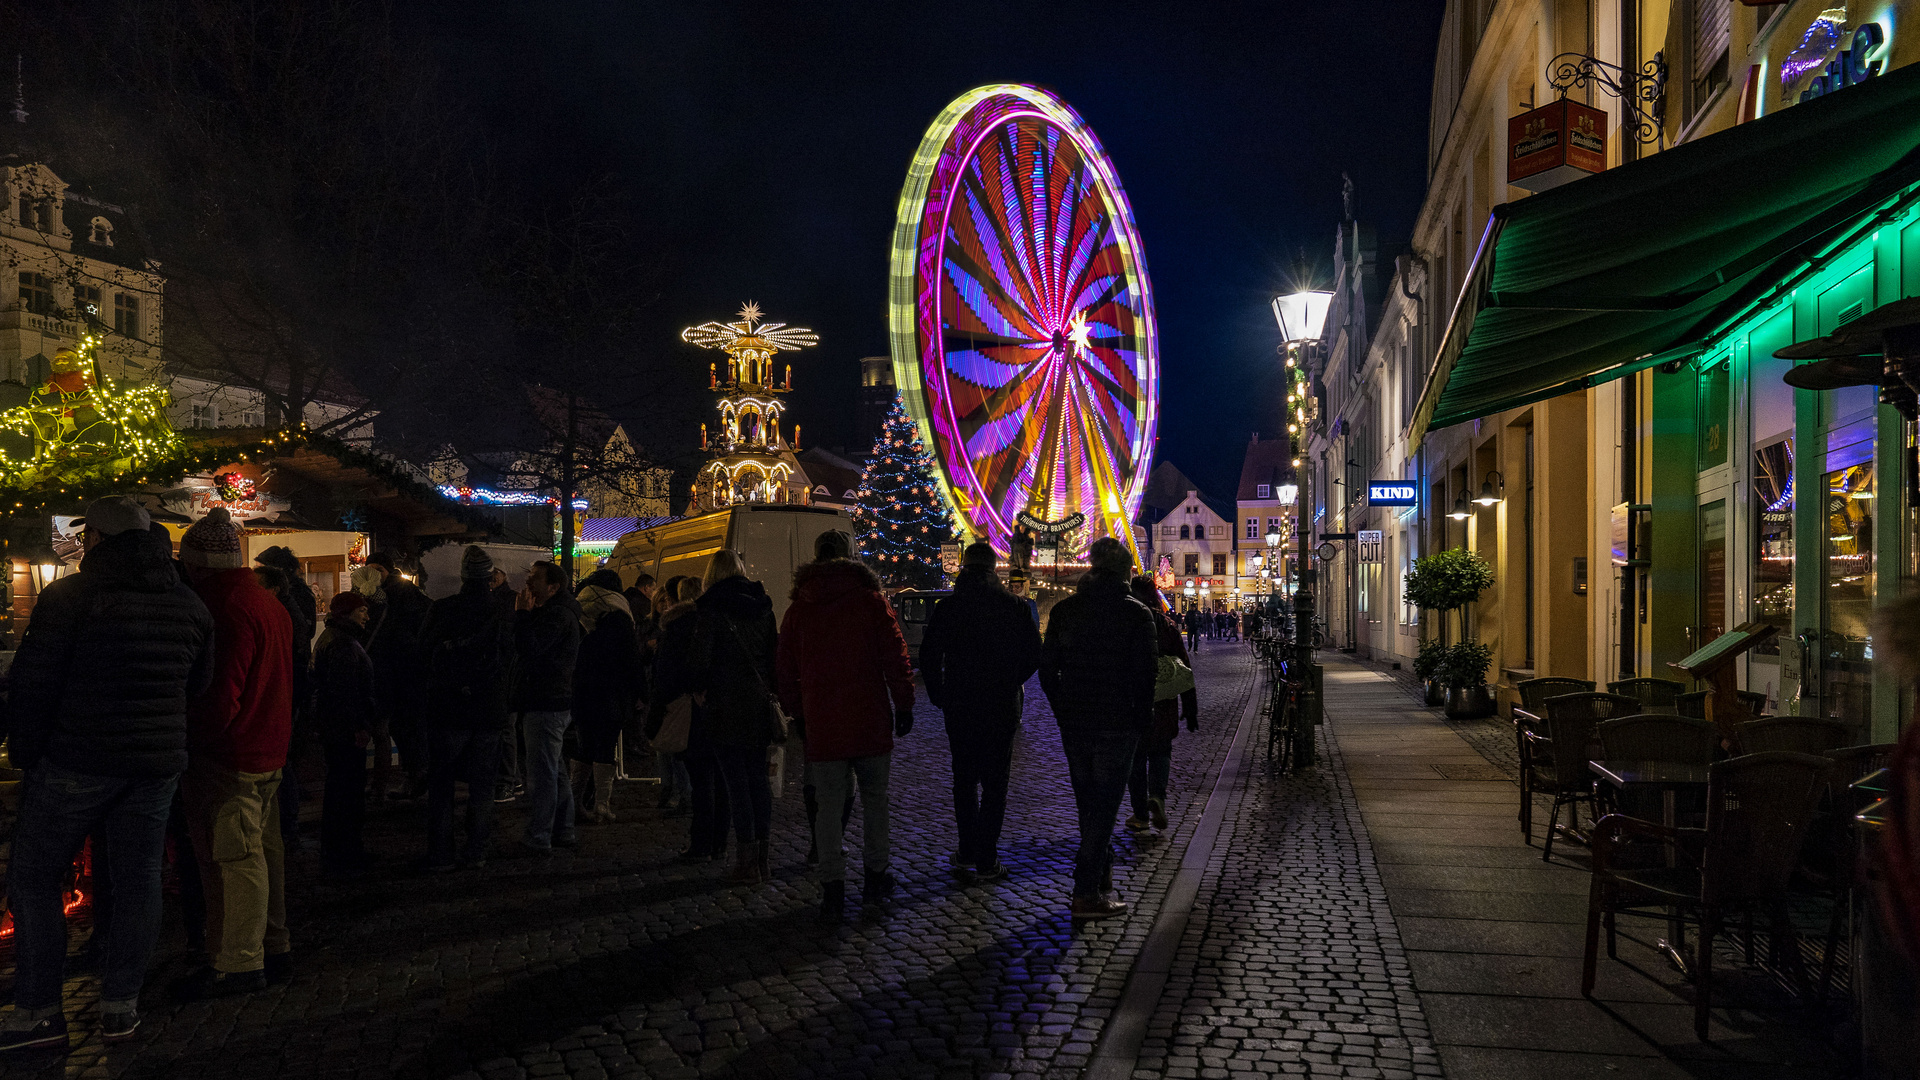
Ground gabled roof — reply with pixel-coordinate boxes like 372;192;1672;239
1237;436;1294;501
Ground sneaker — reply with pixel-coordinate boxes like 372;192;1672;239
1070;895;1128;921
1149;797;1168;831
174;967;266;1002
492;788;518;804
263;953;293;986
0;1009;67;1051
1124;815;1151;833
971;864;1010;884
100;1008;139;1042
950;850;977;874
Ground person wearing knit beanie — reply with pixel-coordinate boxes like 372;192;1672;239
460;545;493;583
180;509;247;570
329;591;369;619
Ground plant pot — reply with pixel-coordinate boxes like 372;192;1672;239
1444;684;1495;719
1423;679;1446;706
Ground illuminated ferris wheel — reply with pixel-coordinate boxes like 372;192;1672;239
888;84;1159;558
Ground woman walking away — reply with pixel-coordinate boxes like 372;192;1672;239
648;577;731;862
650;578;693;812
688;551;781;885
312;592;377;876
571;569;643;823
1125;576;1198;834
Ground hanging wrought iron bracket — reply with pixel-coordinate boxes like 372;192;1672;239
1546;51;1668;144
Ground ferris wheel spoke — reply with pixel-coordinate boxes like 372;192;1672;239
959;181;1046;322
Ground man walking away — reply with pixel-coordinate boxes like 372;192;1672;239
571;568;643;823
920;542;1040;884
514;562;582;854
0;498;214;1049
776;531;915;919
689;551;781;885
648;577;727;861
1038;536;1158;921
366;552;430;800
419;546;512;870
254;546;314;852
1125;576;1198;834
311;591;377;877
176;508;296;998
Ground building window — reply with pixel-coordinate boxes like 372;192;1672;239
114;293;140;337
1267;517;1283;534
88;216;114;247
1208;525;1224;538
16;195;46;231
1161;525;1176;538
1183;553;1199;574
1179;525;1191;540
1245;516;1258;539
18;272;51;315
242;409;263;428
74;285;101;316
1212;554;1227;576
1689;0;1732;119
1256;483;1271;498
190;403;215;429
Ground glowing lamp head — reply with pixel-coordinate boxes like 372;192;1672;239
1271;291;1333;343
1448;493;1471;521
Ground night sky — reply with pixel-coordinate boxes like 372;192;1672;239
407;2;1444;499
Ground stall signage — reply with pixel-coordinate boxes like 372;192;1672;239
1507;98;1607;192
1367;483;1417;507
1015;510;1085;535
1357;530;1384;563
160;465;291;522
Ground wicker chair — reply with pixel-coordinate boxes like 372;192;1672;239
1676;689;1768;720
1811;742;1902;996
1607;678;1686;711
1595;715;1718;821
1582;751;1836;1038
1512;678;1596;839
1738;716;1853;755
1527;692;1641;859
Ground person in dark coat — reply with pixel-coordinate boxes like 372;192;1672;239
647;577;727;861
1038;536;1158;921
690;550;781;886
0;498;214;1049
776;531;915;918
920;542;1041;883
418;546;513;869
513;561;583;853
365;552;431;800
570;568;643;824
310;591;377;876
253;555;315;852
1125;576;1199;834
1182;606;1202;652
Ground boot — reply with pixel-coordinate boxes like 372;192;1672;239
591;762;618;824
863;869;896;907
728;839;762;885
571;761;595;823
755;838;771;880
819;880;845;921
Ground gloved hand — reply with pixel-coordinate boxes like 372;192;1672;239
893;708;914;737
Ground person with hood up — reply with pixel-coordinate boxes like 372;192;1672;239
311;591;377;876
920;542;1041;884
0;498;214;1050
1124;575;1199;834
365;552;431;801
570;568;643;824
1038;536;1158;921
417;546;512;869
688;550;781;885
776;531;914;919
176;508;296;997
647;576;727;860
513;561;583;853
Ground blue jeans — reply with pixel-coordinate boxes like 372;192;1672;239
9;762;176;1009
520;711;575;848
428;727;500;863
806;753;890;882
1058;728;1140;898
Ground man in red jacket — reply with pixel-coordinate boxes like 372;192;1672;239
776;530;914;920
176;508;295;999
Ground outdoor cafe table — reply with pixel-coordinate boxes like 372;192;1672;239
1588;759;1712;973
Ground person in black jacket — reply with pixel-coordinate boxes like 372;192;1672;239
647;577;728;861
0;497;215;1049
920;542;1041;883
1125;575;1199;834
688;550;779;885
570;568;643;824
418;546;513;869
311;591;376;876
254;547;315;849
1038;536;1158;922
365;552;431;800
513;561;583;853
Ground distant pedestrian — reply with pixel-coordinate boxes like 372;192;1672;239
920;542;1041;884
0;498;214;1049
177;508;295;998
415;545;512;871
1125;576;1198;834
648;577;695;813
690;551;782;885
571;568;643;824
513;561;583;854
1038;536;1158;920
776;531;914;919
254;547;315;847
648;576;728;861
311;591;376;876
1183;607;1203;652
365;553;431;801
625;572;658;625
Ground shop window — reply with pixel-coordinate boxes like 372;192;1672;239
1820;462;1874;726
1751;438;1792;655
1697;359;1729;471
1212;554;1227;576
1698;499;1727;647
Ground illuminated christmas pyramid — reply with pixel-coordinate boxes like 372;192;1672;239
680;302;818;512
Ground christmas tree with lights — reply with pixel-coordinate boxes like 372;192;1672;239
853;395;953;588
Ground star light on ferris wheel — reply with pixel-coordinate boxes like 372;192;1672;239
680;300;819;353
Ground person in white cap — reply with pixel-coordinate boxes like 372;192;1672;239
0;497;214;1048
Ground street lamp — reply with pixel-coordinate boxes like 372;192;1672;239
1270;289;1331;772
1449;493;1471;521
1475;470;1505;507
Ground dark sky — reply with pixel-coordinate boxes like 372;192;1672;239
407;1;1443;500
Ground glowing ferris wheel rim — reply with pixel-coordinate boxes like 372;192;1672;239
887;84;1159;557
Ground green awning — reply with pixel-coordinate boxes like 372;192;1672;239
1409;59;1920;449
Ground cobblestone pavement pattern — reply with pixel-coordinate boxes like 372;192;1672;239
1;640;1297;1080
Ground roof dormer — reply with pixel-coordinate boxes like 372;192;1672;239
1;163;71;244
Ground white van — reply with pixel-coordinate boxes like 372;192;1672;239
604;504;854;621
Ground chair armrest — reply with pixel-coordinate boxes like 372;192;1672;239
1590;813;1702;874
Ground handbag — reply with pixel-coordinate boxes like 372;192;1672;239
1155;654;1195;702
719;616;792;743
653;695;693;754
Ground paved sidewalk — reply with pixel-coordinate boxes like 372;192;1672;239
1321;656;1843;1080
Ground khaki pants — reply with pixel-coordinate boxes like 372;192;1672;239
183;758;289;973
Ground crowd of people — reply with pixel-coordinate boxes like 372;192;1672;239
0;500;1213;1050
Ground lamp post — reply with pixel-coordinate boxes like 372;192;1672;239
1273;289;1331;771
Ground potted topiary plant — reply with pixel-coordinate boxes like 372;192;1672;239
1438;641;1495;718
1404;547;1497;718
1413;637;1447;706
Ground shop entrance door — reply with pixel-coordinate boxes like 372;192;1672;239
1818;461;1875;734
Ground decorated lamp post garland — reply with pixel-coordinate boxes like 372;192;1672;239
853;395;953;588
